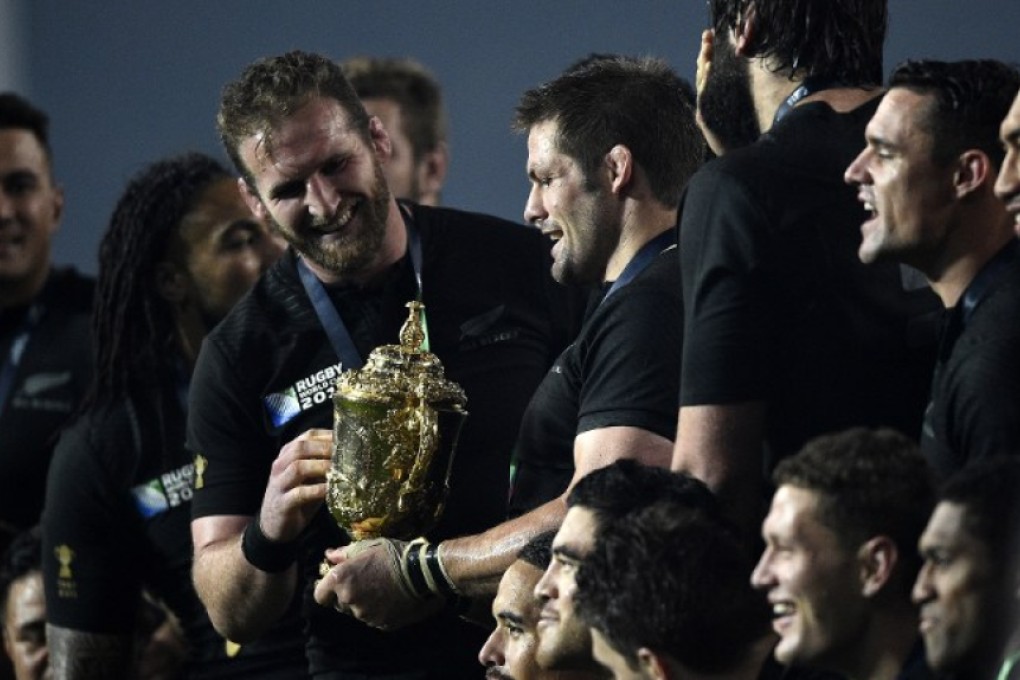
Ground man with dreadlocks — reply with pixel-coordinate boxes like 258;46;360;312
0;93;93;557
39;153;300;678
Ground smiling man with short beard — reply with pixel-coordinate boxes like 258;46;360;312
188;50;584;679
309;55;705;665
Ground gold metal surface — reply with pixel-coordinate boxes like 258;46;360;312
327;301;468;540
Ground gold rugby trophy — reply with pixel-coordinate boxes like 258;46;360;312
326;301;468;541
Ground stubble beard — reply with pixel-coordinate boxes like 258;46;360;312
553;190;622;287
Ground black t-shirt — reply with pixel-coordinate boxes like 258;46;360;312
0;267;92;541
679;98;941;469
509;246;683;514
42;385;308;679
922;241;1020;478
188;204;580;678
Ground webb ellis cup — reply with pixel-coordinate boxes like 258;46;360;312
327;301;468;540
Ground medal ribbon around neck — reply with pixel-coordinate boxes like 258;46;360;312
298;214;427;371
602;229;676;304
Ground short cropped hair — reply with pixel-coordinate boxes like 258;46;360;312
513;54;703;207
342;56;447;161
939;457;1020;578
0;526;41;620
0;92;53;165
709;0;886;86
889;59;1020;168
567;460;722;544
217;50;370;188
774;427;935;590
517;531;555;571
576;503;767;673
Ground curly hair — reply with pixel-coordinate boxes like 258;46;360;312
218;50;369;189
773;427;935;590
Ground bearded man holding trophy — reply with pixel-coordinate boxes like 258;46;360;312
313;52;705;670
186;50;583;679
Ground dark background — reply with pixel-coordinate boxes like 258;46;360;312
1;0;1017;275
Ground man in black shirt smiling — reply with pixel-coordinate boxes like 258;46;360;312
312;55;704;641
845;59;1020;477
188;51;581;679
0;93;92;554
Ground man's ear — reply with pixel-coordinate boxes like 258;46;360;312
369;116;393;164
238;177;268;221
953;149;993;200
605;144;633;196
155;262;189;305
734;2;757;55
858;536;899;598
637;647;672;680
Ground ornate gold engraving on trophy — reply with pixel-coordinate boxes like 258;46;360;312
327;301;468;540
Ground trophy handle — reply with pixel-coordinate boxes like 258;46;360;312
397;377;437;511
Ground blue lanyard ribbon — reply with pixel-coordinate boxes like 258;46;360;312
602;230;676;303
0;303;44;415
773;75;840;127
297;218;424;370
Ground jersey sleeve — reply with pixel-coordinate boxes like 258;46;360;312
679;165;775;406
187;337;272;519
575;260;683;439
42;418;143;634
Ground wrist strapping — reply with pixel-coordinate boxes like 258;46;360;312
241;520;300;573
399;539;462;601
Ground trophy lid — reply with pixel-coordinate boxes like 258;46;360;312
334;301;467;409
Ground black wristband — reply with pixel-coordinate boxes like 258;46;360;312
424;542;458;598
402;540;433;599
241;520;300;573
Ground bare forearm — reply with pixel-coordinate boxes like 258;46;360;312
48;625;133;680
192;535;297;642
672;403;767;535
441;498;566;597
443;427;672;597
